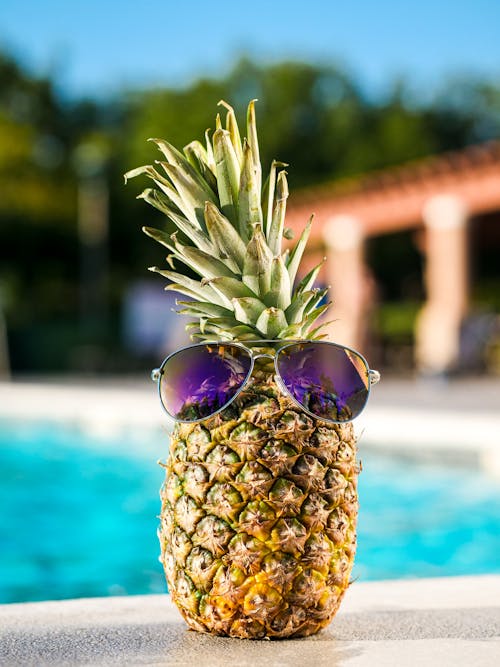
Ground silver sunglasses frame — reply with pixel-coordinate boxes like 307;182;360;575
151;339;380;425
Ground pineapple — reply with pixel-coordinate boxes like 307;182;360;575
125;100;359;638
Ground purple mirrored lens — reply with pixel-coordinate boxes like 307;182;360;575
159;344;252;421
277;342;369;422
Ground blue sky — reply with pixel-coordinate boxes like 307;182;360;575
0;0;499;100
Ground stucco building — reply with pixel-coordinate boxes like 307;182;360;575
287;141;500;374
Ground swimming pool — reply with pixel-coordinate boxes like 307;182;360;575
1;419;499;604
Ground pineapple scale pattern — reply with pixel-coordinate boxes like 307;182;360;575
159;369;359;639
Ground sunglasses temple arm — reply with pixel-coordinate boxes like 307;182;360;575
369;369;381;385
151;368;162;382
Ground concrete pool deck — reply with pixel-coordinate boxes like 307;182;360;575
1;575;499;666
1;375;499;473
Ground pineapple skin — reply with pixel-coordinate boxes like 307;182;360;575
159;363;359;639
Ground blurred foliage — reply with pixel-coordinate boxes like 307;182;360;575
1;52;499;372
374;302;420;338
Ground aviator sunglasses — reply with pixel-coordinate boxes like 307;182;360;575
152;340;380;425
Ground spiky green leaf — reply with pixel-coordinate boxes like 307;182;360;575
180;314;243;332
137;188;179;217
142;226;176;252
308;320;335;340
304;288;328;315
285;290;317;324
246;99;261;193
294;258;325;295
148;137;216;197
157;161;216;230
210;316;249;328
204;201;246;271
287;215;313;288
157;159;216;205
213;128;240;224
149;174;203;229
299;303;330;335
232;297;267;325
261;290;281;308
256;307;288;338
204;277;258;304
183;140;218;193
163;210;214;255
140;195;215;255
205;129;216;172
218;100;243;165
124;165;164;184
149;267;227;306
269;256;291;310
238;139;263;243
277;322;304;339
190;323;258;342
261;160;287;240
242;225;273;295
172;242;237;280
232;327;261;340
267;170;289;256
176;300;235;319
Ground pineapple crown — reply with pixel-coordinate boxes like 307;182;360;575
125;100;330;342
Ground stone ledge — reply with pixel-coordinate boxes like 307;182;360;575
1;575;499;666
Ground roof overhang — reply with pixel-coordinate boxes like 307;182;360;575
286;141;500;240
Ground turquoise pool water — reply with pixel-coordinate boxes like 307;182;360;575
1;419;499;604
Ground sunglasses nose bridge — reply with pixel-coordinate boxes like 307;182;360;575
243;352;280;392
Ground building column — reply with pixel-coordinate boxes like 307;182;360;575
323;214;367;350
415;195;469;376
